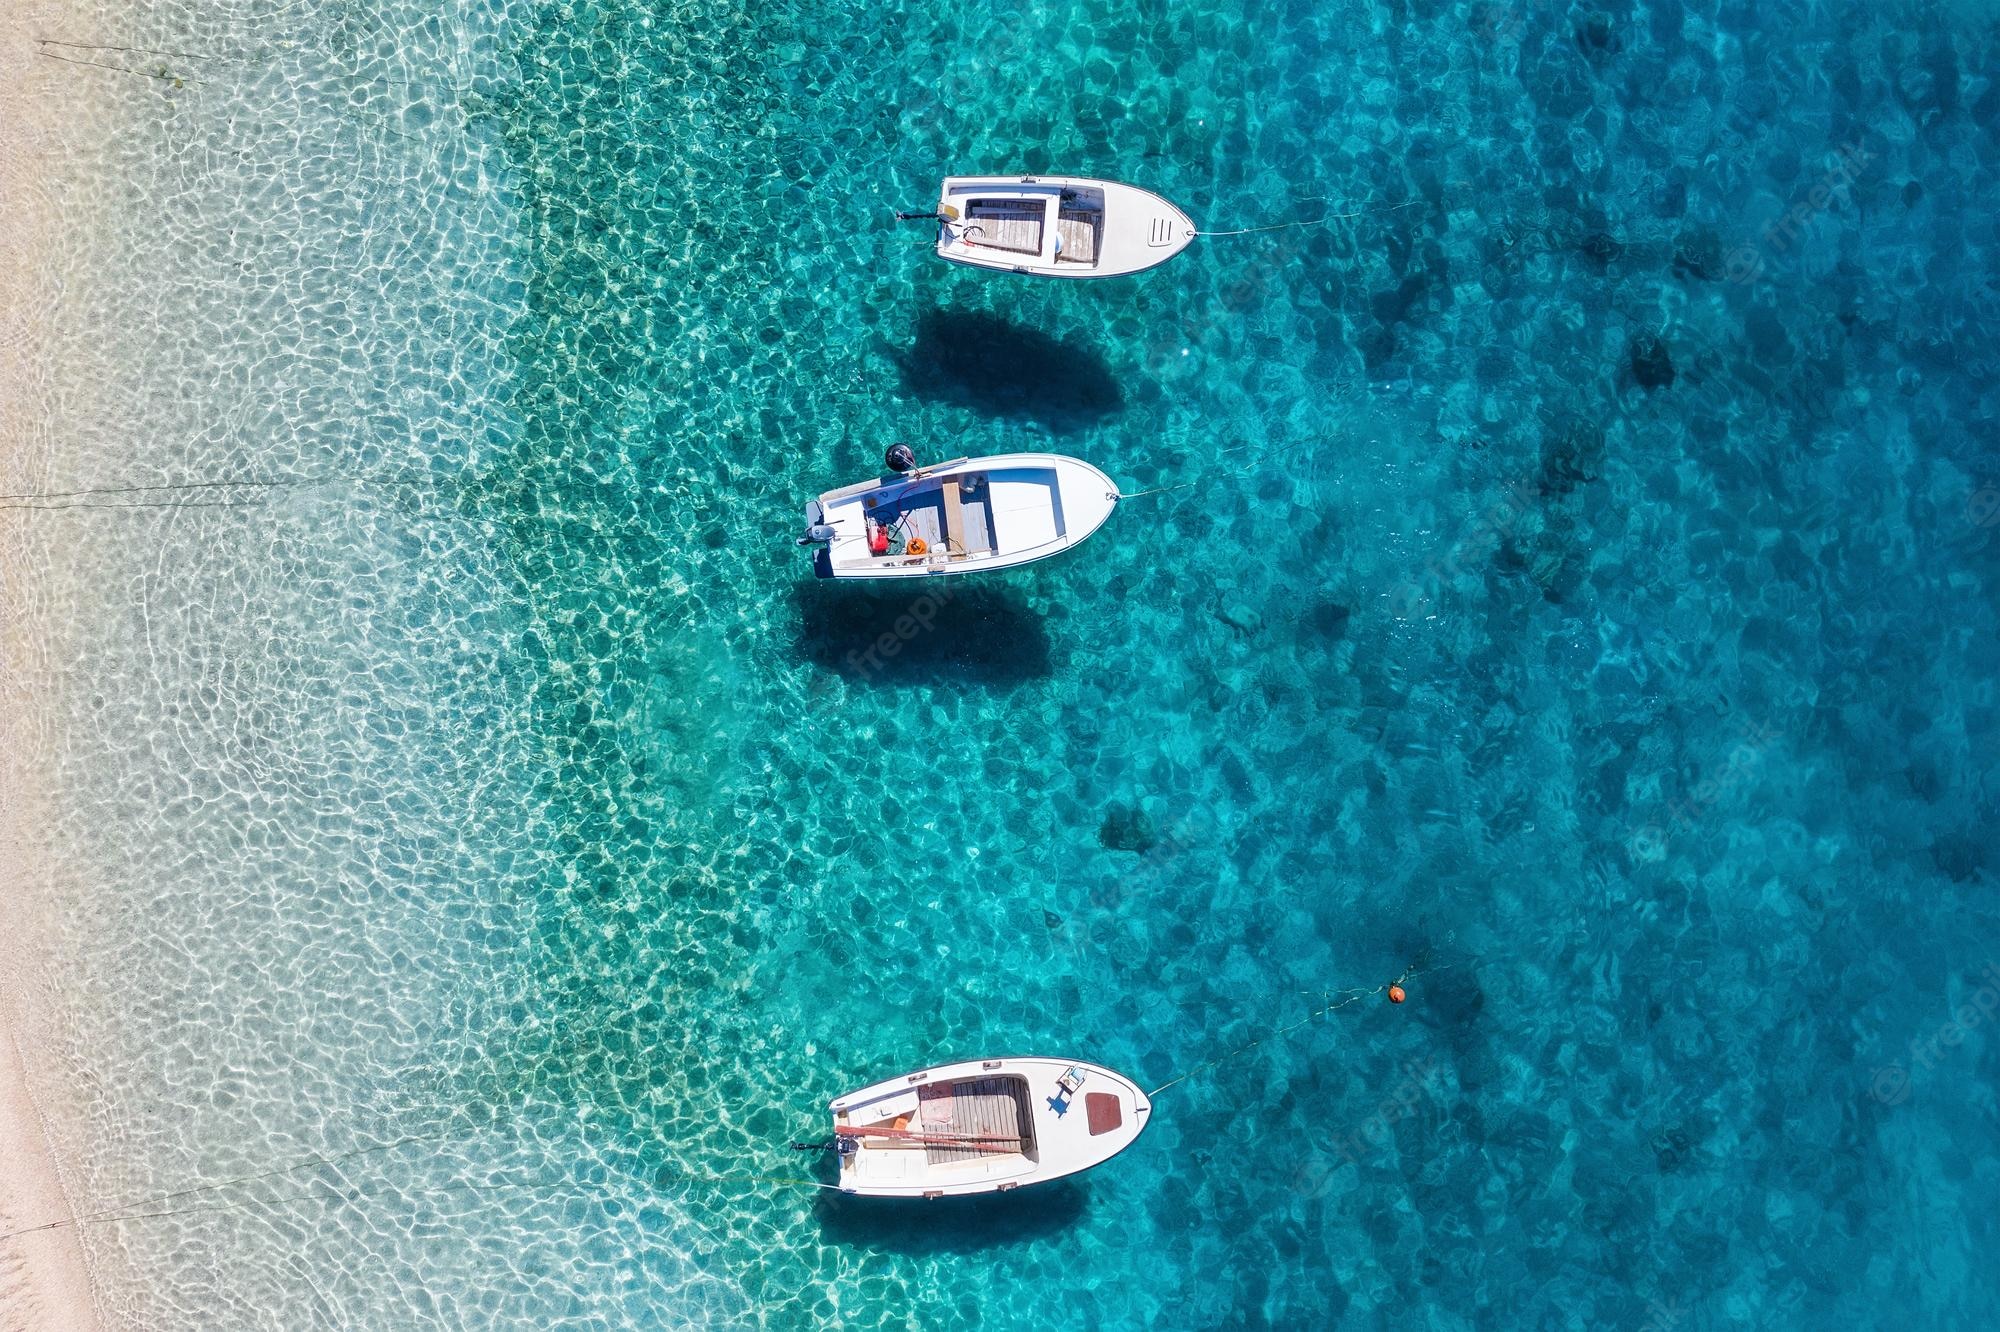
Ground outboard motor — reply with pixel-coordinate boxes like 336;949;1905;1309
797;499;837;546
885;442;918;474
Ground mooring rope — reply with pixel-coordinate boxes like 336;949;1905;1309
1113;435;1325;505
0;498;270;513
1192;198;1420;239
34;45;204;85
0;480;289;500
0;474;446;514
37;37;224;63
0;1127;839;1243
2;957;1455;1238
0;1163;843;1242
1146;959;1448;1099
1114;481;1199;501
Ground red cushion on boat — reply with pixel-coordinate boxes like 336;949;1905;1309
1085;1092;1122;1136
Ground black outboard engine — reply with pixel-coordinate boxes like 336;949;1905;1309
885;442;918;474
797;499;836;546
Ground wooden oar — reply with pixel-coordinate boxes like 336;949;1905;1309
834;1124;1022;1149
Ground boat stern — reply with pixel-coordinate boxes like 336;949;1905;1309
800;497;836;578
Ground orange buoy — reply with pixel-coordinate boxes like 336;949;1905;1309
1387;984;1406;1004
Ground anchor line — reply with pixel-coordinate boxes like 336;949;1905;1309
1112;435;1325;505
1145;960;1448;1099
1113;481;1198;502
1192;199;1420;239
2;959;1455;1240
0;1126;842;1243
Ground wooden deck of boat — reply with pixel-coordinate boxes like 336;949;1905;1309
864;477;997;560
927;1077;1035;1165
940;479;996;557
1056;210;1099;265
965;201;1043;255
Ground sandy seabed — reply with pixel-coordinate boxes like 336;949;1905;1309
2;2;114;1328
1;0;526;1323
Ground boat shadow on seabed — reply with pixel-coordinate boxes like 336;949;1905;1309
790;580;1055;687
886;307;1126;433
811;1178;1090;1255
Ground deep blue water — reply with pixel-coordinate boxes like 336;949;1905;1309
416;0;2000;1325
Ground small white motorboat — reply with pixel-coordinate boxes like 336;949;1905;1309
828;1056;1151;1198
799;446;1118;580
909;175;1196;279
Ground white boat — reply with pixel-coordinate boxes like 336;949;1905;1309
829;1056;1151;1198
800;449;1119;580
924;175;1196;279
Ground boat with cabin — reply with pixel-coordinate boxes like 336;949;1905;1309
799;445;1119;580
911;175;1196;279
828;1056;1150;1198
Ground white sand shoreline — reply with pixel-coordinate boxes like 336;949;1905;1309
2;1;111;1326
0;1027;104;1332
0;0;545;1319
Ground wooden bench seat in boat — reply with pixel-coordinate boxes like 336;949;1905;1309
1055;210;1100;265
940;477;997;558
926;1077;1034;1166
965;200;1044;255
941;479;967;558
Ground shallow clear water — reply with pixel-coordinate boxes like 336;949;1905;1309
21;0;2000;1326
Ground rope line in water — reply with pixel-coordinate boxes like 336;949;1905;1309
0;498;268;513
1116;435;1326;504
1146;959;1446;1099
38;37;224;63
1193;199;1420;239
0;958;1453;1239
0;1137;839;1243
34;47;204;84
1115;481;1199;501
36;1128;472;1233
0;476;424;502
0;474;442;514
0;482;278;500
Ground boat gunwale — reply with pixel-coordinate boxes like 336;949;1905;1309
829;1054;1152;1197
807;452;1118;579
934;174;1195;279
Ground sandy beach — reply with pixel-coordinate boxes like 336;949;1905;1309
1;1;108;1327
0;0;553;1319
0;1032;101;1332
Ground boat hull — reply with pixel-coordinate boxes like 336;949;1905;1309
934;175;1195;279
805;452;1118;580
831;1056;1151;1198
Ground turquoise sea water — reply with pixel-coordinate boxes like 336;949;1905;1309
452;1;2000;1325
25;0;2000;1327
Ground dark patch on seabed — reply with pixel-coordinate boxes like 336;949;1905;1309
813;1182;1090;1255
889;306;1127;430
790;578;1056;686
